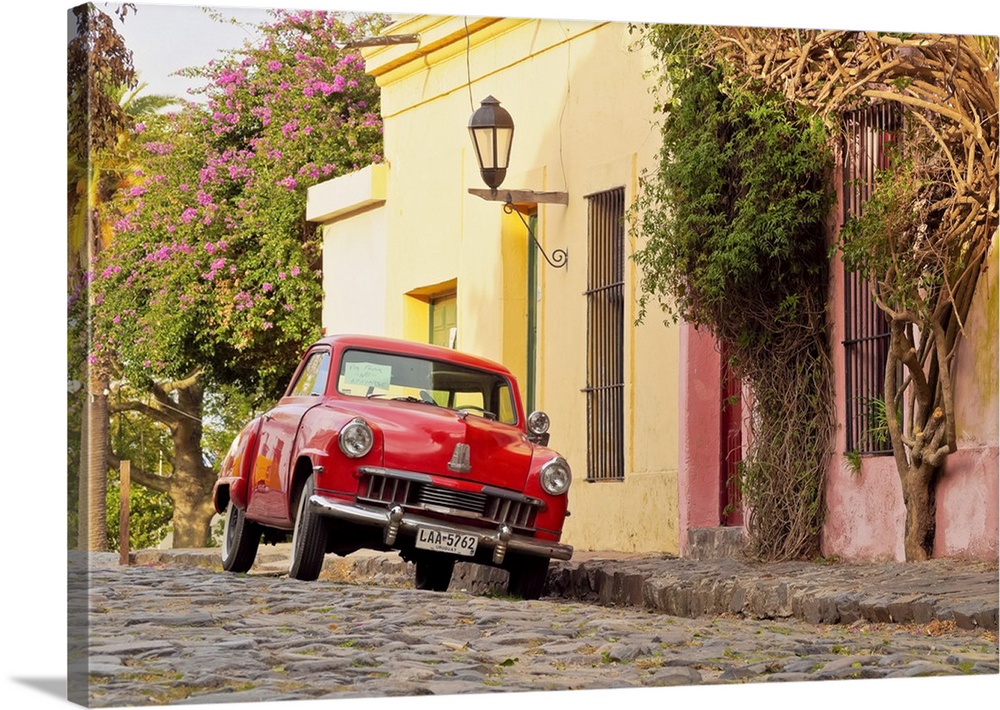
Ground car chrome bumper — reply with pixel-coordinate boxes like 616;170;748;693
309;494;573;563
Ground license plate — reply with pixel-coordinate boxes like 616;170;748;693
415;527;478;556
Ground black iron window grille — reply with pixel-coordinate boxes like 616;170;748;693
584;187;626;481
842;104;901;455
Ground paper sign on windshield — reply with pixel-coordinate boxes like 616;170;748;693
342;362;392;390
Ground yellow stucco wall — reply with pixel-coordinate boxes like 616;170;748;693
314;16;681;554
308;164;389;336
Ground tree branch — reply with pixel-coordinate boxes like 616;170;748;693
106;449;172;495
109;398;179;427
156;369;204;396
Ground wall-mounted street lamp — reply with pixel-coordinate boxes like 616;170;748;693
467;96;568;268
468;96;514;191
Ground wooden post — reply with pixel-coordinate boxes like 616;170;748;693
119;460;130;566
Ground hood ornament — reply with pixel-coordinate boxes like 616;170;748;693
447;443;472;473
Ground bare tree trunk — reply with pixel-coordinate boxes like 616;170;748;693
888;316;955;561
76;385;89;551
166;378;216;548
901;463;936;561
170;472;217;548
108;373;225;549
87;376;109;551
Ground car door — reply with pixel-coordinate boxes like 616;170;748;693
246;347;332;526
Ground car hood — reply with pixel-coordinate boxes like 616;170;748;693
338;399;533;490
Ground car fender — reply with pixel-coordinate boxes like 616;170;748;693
213;416;265;513
521;444;571;538
292;402;386;491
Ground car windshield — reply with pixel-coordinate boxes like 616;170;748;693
336;348;518;425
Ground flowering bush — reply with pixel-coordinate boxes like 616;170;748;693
89;9;388;397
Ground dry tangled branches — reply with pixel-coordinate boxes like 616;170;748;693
732;290;835;562
707;31;996;272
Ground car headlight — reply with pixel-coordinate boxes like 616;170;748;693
339;418;374;458
540;456;572;495
527;410;550;436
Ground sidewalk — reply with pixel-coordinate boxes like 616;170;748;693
126;545;999;632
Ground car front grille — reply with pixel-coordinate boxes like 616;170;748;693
416;485;487;515
359;469;539;530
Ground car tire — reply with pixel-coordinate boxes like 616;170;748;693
288;475;328;581
414;554;455;592
221;500;261;573
506;555;550;600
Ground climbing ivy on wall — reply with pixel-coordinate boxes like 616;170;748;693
631;27;837;561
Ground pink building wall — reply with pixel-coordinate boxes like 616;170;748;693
678;324;725;557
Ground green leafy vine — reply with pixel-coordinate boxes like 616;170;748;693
631;27;836;560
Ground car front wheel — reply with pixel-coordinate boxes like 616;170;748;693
288;475;328;581
221;500;261;573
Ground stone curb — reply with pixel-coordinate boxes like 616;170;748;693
125;547;999;632
545;557;999;632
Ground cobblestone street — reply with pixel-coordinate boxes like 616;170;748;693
78;562;997;707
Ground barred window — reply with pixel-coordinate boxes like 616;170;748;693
584;187;625;480
842;105;901;454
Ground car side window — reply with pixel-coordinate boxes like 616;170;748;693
289;350;331;397
495;384;515;424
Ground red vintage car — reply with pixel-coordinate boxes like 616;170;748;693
213;334;573;599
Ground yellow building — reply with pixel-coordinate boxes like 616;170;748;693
306;15;679;554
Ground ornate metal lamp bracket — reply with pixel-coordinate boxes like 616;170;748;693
503;197;568;269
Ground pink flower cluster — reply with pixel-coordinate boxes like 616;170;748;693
235;291;254;311
201;257;227;281
144;245;174;263
216;68;246;86
251;105;272;127
303;75;346;97
144;141;173;156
